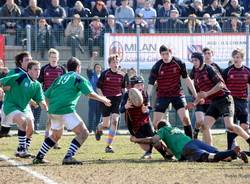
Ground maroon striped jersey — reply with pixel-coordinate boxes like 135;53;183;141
223;65;250;99
148;57;188;97
38;64;66;91
191;64;229;100
126;91;150;133
97;69;125;97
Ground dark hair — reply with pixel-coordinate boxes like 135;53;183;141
67;57;81;71
130;75;144;86
159;45;170;54
15;51;30;68
191;52;204;66
157;120;168;130
202;47;212;53
27;60;40;70
94;63;101;69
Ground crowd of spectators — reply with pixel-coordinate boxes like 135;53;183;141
0;0;250;56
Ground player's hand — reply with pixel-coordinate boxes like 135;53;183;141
130;136;137;143
185;102;195;110
125;99;133;109
40;101;48;112
199;98;205;105
141;105;148;113
103;97;111;107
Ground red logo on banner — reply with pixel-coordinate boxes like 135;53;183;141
0;35;5;62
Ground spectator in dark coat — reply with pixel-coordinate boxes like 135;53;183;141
157;0;177;32
44;0;66;45
166;9;184;33
105;14;124;33
127;13;149;33
222;13;242;32
22;0;43;26
187;0;204;17
241;13;250;32
204;0;225;17
183;14;203;33
225;0;244;17
92;0;109;24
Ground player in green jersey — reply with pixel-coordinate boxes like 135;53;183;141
0;52;39;157
130;120;248;163
0;60;47;158
33;57;111;165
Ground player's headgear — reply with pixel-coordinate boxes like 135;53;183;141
130;76;144;86
191;52;204;67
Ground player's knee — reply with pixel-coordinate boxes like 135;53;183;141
226;125;234;132
111;119;118;127
196;120;203;127
182;116;190;126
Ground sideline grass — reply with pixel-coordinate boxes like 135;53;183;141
0;134;250;184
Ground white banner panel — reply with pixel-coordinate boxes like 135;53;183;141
104;33;249;69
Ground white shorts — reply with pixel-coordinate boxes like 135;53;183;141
49;112;83;130
1;109;34;127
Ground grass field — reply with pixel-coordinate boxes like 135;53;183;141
0;133;250;184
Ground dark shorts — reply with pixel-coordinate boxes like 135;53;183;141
101;96;122;117
182;140;218;162
155;96;186;113
206;95;234;120
134;123;154;138
195;104;210;113
234;98;248;124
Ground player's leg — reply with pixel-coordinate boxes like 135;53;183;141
153;97;170;129
193;111;205;139
95;99;111;141
63;113;89;165
193;104;208;139
13;112;30;158
227;99;242;150
173;96;193;138
0;108;11;137
105;113;119;153
202;115;216;145
202;102;220;145
25;118;34;151
33;114;62;164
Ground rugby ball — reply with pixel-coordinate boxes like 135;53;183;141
129;88;143;107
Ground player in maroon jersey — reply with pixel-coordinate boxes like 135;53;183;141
95;54;126;153
203;47;223;74
222;48;250;150
147;45;197;138
191;48;223;139
120;75;173;159
190;52;250;147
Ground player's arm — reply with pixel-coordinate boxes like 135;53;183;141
29;99;39;109
88;92;111;107
130;135;161;144
185;77;197;98
198;81;224;99
38;100;48;112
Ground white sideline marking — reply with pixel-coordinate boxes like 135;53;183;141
0;154;58;184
